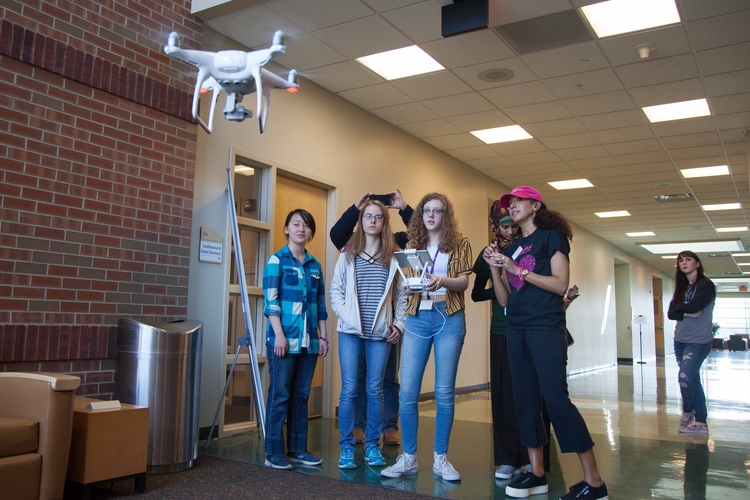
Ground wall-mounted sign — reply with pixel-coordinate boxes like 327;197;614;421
199;227;222;264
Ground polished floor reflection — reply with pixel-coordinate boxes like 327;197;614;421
203;350;750;499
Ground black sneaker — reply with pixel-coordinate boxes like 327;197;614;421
505;471;549;498
560;480;609;500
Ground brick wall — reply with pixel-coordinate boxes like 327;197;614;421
0;0;203;397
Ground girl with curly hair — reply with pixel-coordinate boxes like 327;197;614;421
381;193;472;482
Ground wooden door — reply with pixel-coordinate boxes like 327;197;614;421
274;174;327;418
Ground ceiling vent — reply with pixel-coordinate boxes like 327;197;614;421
653;193;694;203
494;10;593;54
723;271;742;275
706;253;731;258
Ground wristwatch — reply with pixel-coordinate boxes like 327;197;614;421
520;268;529;280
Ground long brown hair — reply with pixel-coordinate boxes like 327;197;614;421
407;192;462;253
345;201;396;267
533;205;573;241
672;250;707;303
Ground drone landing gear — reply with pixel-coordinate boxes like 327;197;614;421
223;93;252;122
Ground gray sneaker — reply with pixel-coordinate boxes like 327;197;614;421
495;464;522;479
381;452;418;478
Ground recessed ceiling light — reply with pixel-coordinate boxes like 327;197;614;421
595;210;630;218
702;203;742;211
642;98;710;123
470;125;533;144
356;45;444;81
638;240;745;255
580;0;680;38
681;165;729;179
548;179;594;190
627;231;655;237
717;227;748;233
733;253;750;257
661;255;677;259
737;263;750;266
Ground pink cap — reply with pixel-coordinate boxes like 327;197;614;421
499;186;544;208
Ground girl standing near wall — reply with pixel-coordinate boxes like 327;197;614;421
487;186;607;500
381;193;472;482
667;251;716;434
330;200;407;469
262;209;329;470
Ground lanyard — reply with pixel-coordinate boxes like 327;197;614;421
426;246;440;275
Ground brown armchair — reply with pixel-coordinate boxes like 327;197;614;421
0;372;81;500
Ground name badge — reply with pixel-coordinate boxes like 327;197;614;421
419;299;433;311
511;247;522;260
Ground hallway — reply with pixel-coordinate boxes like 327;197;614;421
204;350;750;499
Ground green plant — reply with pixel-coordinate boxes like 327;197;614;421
711;323;721;336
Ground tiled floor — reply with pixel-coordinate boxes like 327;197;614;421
203;350;750;498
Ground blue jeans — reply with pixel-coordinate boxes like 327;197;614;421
264;345;318;457
400;302;465;455
674;341;711;423
355;340;401;432
338;333;391;448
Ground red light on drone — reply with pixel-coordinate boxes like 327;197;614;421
286;87;298;93
199;88;209;94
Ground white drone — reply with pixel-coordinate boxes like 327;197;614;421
164;30;299;134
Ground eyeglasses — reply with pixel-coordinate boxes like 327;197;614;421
363;214;384;221
421;208;445;216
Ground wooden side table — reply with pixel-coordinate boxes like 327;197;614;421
66;397;149;499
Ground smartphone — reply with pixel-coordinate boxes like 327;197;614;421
369;194;393;206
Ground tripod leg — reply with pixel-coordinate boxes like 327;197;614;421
204;344;243;450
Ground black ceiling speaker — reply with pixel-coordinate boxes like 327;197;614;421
441;0;489;38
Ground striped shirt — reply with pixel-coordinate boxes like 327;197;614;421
405;234;473;316
355;255;389;338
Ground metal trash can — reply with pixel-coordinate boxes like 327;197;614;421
115;319;203;473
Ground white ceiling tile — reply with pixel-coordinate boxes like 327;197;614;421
715;112;750;131
506;151;562;166
562;90;636;117
422;92;496;117
490;0;573;26
453;58;539;91
523;118;588;137
264;0;374;31
301;61;382;92
695;42;750;77
338;83;413;109
539;132;600;150
447;110;515;132
366;0;427;13
711;93;750;115
312;15;411;59
502;101;574;124
616;54;700;89
205;5;305;49
568;156;621;170
481;81;558;108
660;132;721;149
555;145;611;161
615;150;670;165
597;25;691;67
621;161;677;174
579;110;646;131
543;68;624;100
685;9;750;51
398;118;463;138
524;162;575;175
720;129;750;143
651;117;720;137
380;0;446;44
724;142;748;155
604;139;664;156
370;102;441;125
422;133;483;150
520;41;610;79
592;125;655;144
627;79;705;108
421;29;515;69
274;33;348;71
390;71;473;100
466;157;517;170
703;70;750;98
668;145;727;160
445;146;503;161
674;156;729;169
488;139;550;156
680;0;750;22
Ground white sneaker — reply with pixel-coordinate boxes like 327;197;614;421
495;464;522;479
433;452;461;481
381;453;418;478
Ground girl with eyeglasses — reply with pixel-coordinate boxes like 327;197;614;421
330;200;408;469
381;192;472;482
262;209;329;470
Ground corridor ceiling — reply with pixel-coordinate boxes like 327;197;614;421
197;0;750;279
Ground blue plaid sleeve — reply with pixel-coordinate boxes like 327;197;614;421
263;254;282;317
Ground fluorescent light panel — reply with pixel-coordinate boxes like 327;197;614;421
681;165;729;179
627;231;655;237
581;0;681;38
717;227;748;233
639;240;745;255
470;125;533;144
548;179;593;190
737;263;750;266
733;253;750;257
642;98;710;123
595;210;630;218
702;203;741;211
356;45;444;81
661;255;677;259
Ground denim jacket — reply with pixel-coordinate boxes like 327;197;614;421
262;245;328;354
